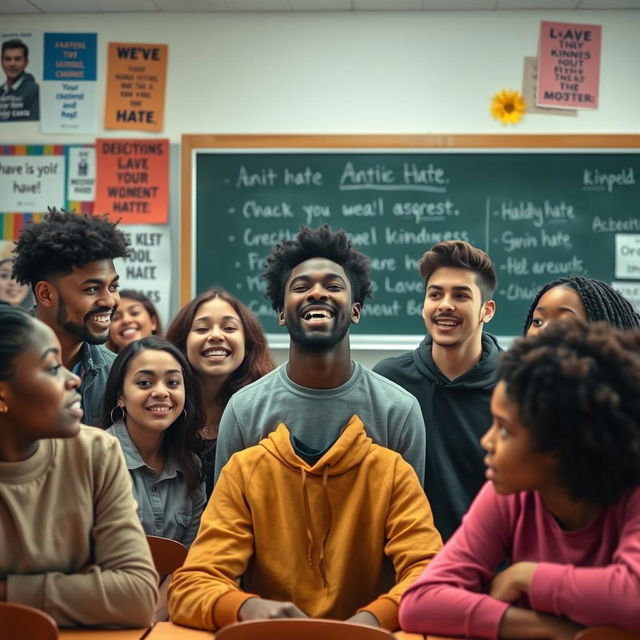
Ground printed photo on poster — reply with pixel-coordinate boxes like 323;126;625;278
0;31;42;122
94;139;169;224
41;32;98;134
104;42;168;132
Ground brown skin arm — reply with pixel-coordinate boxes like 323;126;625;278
498;607;582;640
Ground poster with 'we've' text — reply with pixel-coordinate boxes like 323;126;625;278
104;42;167;132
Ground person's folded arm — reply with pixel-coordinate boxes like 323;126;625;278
399;483;514;639
359;457;442;630
7;437;159;628
168;459;258;631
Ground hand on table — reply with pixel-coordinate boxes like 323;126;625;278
345;611;379;627
238;597;307;621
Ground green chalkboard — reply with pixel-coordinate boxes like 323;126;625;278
183;135;640;345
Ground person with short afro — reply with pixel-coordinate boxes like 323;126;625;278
214;223;426;488
401;320;640;639
12;207;129;425
524;275;640;336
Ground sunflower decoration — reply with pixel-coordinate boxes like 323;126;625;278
491;89;526;125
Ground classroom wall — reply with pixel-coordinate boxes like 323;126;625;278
3;10;639;367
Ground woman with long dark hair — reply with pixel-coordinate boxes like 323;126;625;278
100;335;206;547
165;288;275;493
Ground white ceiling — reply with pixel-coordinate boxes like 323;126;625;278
3;0;640;14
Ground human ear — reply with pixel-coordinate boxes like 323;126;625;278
481;299;496;323
34;280;57;308
278;310;286;326
351;302;362;325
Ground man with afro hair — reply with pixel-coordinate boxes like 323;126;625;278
12;207;129;426
214;224;426;485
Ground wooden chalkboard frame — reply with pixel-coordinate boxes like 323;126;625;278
181;134;640;347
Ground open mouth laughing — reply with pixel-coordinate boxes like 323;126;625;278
301;305;335;323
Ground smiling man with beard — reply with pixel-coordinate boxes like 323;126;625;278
374;241;500;541
12;208;129;425
214;225;426;484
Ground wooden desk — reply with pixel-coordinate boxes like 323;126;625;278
58;629;147;640
145;622;437;639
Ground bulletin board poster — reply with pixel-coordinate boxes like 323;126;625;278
94;138;169;224
66;144;95;213
0;145;65;240
41;32;97;134
104;42;167;132
0;31;42;123
113;225;171;326
537;21;601;110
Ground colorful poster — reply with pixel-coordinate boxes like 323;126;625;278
41;32;97;133
0;31;42;122
67;145;95;202
0;150;64;213
113;225;171;326
104;42;167;132
522;57;577;118
537;21;601;110
94;138;169;224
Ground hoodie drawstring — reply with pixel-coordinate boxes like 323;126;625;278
317;465;332;588
300;468;314;567
299;465;332;589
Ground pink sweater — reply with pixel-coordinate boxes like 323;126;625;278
399;482;640;639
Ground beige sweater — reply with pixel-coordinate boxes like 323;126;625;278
0;426;159;627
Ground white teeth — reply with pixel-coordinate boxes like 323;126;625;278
70;400;81;409
92;314;110;322
304;310;331;320
147;406;171;413
203;348;228;357
121;328;138;337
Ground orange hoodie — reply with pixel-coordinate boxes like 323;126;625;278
168;415;442;631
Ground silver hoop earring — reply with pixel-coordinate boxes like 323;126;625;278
110;405;126;424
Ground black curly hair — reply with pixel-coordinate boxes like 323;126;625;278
12;207;129;288
262;225;373;311
523;276;640;335
499;320;640;506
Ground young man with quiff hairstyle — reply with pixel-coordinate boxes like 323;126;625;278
374;240;500;540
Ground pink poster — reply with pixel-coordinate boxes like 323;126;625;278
537;21;601;110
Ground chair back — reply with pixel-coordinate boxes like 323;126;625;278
216;618;395;640
574;628;640;640
0;602;58;639
146;535;188;575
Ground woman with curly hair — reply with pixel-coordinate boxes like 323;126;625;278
165;288;275;494
523;275;640;335
400;321;640;639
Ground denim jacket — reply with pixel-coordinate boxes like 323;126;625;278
106;422;207;547
78;342;116;426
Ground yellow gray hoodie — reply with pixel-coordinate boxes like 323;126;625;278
168;415;442;631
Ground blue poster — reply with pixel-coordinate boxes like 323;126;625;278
41;32;97;133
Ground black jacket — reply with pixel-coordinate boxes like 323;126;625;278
373;332;501;540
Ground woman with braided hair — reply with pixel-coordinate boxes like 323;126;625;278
524;275;640;336
400;321;640;639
